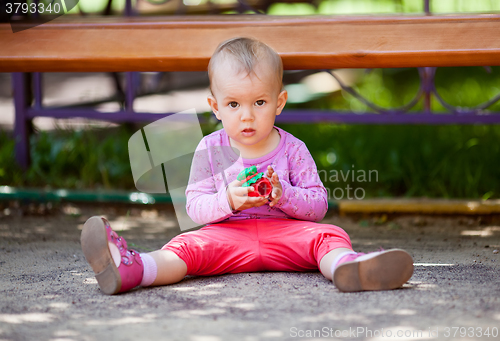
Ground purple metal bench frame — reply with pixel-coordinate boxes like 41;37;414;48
11;0;500;169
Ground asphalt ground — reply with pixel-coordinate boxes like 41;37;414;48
0;202;499;341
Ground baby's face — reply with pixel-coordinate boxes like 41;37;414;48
207;61;287;151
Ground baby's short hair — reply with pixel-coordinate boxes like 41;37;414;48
208;37;284;96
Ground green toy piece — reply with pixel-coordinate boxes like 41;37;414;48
236;166;273;198
237;166;264;187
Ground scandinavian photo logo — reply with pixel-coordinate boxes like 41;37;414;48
319;166;378;200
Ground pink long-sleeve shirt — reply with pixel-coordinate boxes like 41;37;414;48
185;125;328;225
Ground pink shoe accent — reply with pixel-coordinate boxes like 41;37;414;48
103;218;144;293
81;216;144;294
335;247;387;268
337;252;367;265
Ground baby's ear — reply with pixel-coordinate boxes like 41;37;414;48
276;90;288;115
207;95;216;108
207;95;220;118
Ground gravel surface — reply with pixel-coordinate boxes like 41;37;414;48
1;203;499;341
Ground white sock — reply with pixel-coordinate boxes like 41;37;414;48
330;251;357;278
140;253;158;287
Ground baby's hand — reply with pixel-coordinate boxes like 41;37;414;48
266;165;283;207
226;178;268;211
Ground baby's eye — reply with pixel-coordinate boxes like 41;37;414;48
229;102;239;109
256;100;265;106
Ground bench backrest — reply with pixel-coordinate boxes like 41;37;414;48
1;14;500;72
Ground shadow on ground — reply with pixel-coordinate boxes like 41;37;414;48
0;203;499;341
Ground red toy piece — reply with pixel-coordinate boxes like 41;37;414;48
237;166;273;198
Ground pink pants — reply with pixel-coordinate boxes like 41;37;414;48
162;218;353;276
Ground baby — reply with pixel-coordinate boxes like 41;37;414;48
80;37;414;295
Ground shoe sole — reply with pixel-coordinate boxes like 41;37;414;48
333;249;414;292
80;216;122;295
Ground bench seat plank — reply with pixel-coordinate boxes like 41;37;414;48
1;14;500;72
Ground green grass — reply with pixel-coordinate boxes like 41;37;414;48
1;126;135;190
280;124;500;200
2;123;499;200
2;66;499;199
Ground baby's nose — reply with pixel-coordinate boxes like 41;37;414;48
240;108;255;120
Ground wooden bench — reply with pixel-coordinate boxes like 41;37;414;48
1;14;500;168
2;14;500;71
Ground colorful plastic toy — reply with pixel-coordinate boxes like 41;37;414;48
237;166;273;198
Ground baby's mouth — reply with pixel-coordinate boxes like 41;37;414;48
242;128;255;133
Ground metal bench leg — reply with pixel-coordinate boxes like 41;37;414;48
125;72;137;114
12;72;33;170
